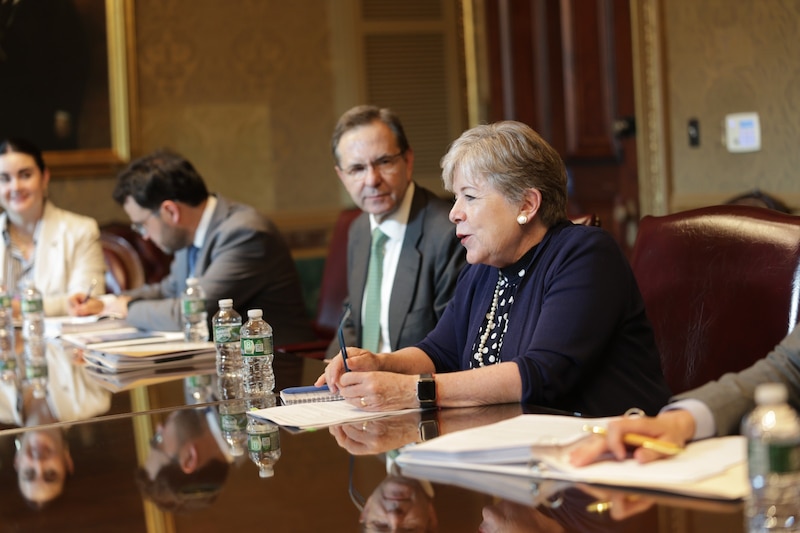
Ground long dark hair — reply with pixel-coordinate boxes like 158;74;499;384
0;138;47;172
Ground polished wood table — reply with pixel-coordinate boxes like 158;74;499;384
0;348;746;532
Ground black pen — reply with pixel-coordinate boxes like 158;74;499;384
81;278;97;305
338;304;352;372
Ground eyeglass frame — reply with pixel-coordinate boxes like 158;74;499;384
130;210;158;237
338;151;406;180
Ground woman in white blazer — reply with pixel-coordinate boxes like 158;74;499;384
0;138;105;316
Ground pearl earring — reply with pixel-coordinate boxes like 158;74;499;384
516;214;528;225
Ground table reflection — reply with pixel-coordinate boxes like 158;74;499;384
0;370;746;532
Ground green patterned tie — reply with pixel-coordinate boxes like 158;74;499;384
362;228;389;352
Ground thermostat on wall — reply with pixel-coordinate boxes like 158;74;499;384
723;112;760;153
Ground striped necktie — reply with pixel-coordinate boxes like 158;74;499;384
362;228;389;352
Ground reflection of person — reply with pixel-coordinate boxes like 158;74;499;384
319;121;670;416
478;485;657;533
15;426;73;509
360;475;438;533
136;407;232;513
0;138;105;316
100;150;314;344
0;0;90;150
328;105;465;357
570;322;800;466
1;341;111;507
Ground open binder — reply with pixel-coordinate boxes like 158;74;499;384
394;414;749;500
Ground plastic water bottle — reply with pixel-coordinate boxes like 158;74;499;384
212;299;242;377
21;280;47;398
240;309;274;397
743;382;800;532
182;277;209;342
246;413;281;478
217;373;247;457
0;286;15;381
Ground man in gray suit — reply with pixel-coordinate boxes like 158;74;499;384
570;322;800;466
327;105;465;357
102;149;313;346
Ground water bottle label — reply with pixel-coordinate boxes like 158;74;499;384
241;336;273;357
182;299;206;315
25;364;47;379
214;325;241;342
749;441;800;474
247;430;280;452
21;299;43;313
220;412;247;431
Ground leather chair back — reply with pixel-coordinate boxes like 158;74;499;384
314;208;361;339
630;205;800;394
100;222;173;284
100;231;146;293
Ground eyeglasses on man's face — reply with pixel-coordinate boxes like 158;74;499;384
130;210;157;237
341;151;405;180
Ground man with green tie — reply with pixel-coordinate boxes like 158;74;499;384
329;105;465;357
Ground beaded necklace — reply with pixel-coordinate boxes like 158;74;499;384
474;271;503;367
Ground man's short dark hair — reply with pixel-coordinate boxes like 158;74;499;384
134;460;229;514
112;149;209;209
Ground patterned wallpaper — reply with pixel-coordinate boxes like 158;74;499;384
665;0;800;210
48;0;800;228
50;0;343;235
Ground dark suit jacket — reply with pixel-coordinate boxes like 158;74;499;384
125;195;314;345
327;185;466;357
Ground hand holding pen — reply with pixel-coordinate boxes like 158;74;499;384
569;409;692;467
81;278;98;304
68;278;103;316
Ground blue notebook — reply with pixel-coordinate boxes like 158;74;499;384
279;384;344;405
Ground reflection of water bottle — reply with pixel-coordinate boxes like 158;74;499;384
182;277;209;342
246;413;281;478
217;373;247;457
183;374;215;404
743;382;800;532
212;299;242;377
0;286;16;380
240;309;274;398
21;280;47;398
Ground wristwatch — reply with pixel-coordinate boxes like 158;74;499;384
417;373;437;408
418;409;439;441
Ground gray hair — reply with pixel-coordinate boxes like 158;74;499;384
441;121;568;227
331;105;410;166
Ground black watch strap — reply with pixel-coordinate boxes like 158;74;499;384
417;373;436;408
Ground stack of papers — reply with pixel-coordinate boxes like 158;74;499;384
44;314;129;338
395;414;749;500
62;327;184;350
63;326;216;376
83;361;216;392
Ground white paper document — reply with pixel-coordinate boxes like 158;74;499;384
395;414;749;500
248;401;419;431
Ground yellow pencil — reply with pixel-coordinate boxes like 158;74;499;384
582;424;683;456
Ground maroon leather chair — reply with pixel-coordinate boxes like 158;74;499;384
100;222;173;284
276;208;361;359
100;231;146;293
630;205;800;394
